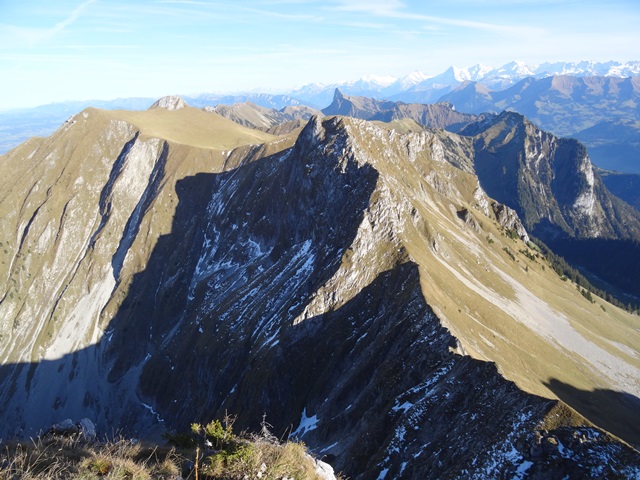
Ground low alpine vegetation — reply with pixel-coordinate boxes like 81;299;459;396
0;434;180;480
164;414;332;480
0;415;334;480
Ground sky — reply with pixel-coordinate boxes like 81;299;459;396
0;0;639;110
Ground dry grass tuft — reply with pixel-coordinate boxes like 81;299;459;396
0;419;336;480
0;435;181;480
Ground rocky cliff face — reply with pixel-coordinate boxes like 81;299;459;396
461;111;640;298
149;95;189;111
0;109;639;478
462;111;640;239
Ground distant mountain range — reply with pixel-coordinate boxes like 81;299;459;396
288;60;640;107
1;60;639;173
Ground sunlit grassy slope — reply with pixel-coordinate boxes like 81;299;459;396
102;107;277;150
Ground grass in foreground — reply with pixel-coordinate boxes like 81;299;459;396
0;417;333;480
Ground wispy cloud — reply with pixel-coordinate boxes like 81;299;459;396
156;0;213;5
50;0;96;37
334;0;405;16
331;0;542;35
1;0;96;46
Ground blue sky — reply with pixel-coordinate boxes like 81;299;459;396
0;0;639;110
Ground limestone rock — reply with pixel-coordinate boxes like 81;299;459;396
149;95;188;111
78;418;97;440
492;202;530;243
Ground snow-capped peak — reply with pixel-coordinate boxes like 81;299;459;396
466;64;494;80
493;61;536;77
398;70;430;88
357;74;398;88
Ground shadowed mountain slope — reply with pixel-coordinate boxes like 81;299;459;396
598;169;640;210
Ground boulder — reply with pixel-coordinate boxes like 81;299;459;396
78;418;97;440
51;419;79;436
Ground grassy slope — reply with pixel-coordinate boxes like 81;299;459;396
102;107;277;150
0;106;293;364
341;117;640;446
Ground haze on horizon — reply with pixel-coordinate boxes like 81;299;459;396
1;0;639;111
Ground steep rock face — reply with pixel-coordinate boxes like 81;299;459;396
440;75;640;173
0;112;639;478
0;106;293;437
322;89;398;120
464;111;640;241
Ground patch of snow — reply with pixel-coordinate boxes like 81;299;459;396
291;408;319;438
376;468;389;480
141;401;164;423
515;460;533;478
319;441;339;453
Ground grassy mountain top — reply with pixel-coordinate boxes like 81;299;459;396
100;107;277;150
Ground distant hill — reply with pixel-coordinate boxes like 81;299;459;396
207;102;321;132
322;89;478;131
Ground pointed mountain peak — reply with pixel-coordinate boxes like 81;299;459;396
149;95;188;111
333;88;346;100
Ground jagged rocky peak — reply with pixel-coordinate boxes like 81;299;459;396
149;95;189;111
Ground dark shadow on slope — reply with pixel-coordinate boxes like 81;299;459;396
544;237;640;301
103;117;381;423
545;378;640;449
196;260;557;479
0;116;381;440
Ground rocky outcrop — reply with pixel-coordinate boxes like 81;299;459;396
49;418;96;440
465;110;640;241
492;202;530;242
149;95;188;111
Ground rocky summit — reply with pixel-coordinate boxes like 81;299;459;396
0;101;639;478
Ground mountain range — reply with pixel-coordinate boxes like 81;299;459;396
3;60;640;172
288;60;640;107
1;94;639;478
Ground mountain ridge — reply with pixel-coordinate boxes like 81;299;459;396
1;100;639;478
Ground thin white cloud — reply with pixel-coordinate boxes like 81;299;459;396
331;0;542;35
334;0;406;16
340;21;392;29
51;0;96;36
156;0;213;5
1;0;96;46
